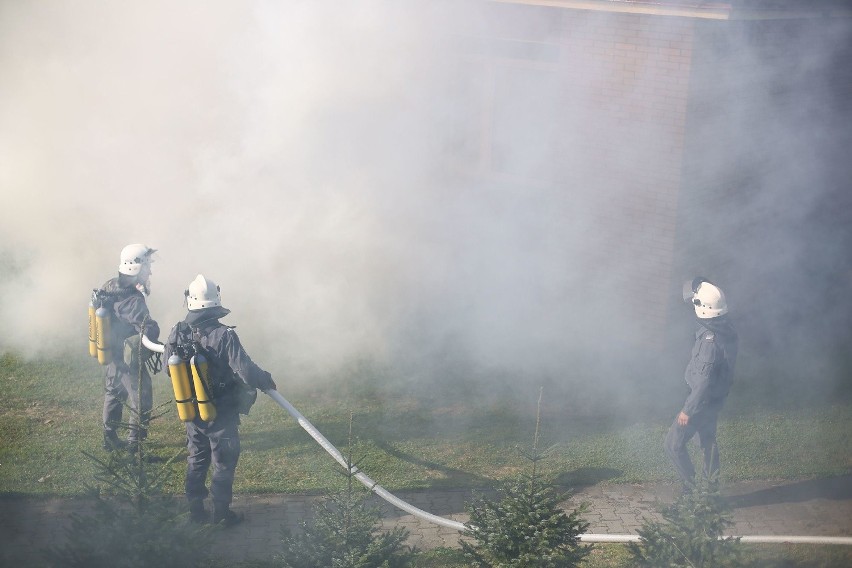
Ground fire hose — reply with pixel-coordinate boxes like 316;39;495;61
263;390;852;545
143;338;852;544
142;337;462;530
141;334;163;353
264;389;467;531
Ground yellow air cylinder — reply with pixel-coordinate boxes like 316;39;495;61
168;355;197;422
88;302;98;358
95;307;112;365
190;354;217;422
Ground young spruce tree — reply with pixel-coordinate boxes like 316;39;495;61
628;476;741;568
461;388;592;568
44;327;215;568
277;412;416;568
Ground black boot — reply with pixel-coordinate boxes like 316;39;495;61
213;504;244;528
103;431;125;452
189;499;209;524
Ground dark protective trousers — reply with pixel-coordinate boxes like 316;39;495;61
103;360;152;444
664;408;721;485
185;413;241;507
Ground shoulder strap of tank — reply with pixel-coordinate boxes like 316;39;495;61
189;323;223;360
172;321;200;361
179;322;221;363
187;324;232;394
93;278;136;308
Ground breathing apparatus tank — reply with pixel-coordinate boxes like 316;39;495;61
88;301;98;358
95;307;112;365
190;354;217;422
167;354;197;422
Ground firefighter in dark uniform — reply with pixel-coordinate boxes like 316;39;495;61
98;244;160;452
164;274;276;526
665;277;738;491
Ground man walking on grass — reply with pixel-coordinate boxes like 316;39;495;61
665;277;738;492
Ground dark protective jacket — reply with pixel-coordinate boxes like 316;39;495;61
99;276;160;361
164;306;274;417
682;316;738;417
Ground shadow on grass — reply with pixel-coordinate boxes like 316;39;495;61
371;439;495;488
726;474;852;509
240;427;311;452
554;467;623;491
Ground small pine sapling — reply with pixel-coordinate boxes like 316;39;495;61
43;326;214;568
461;388;592;567
628;476;741;567
277;412;416;568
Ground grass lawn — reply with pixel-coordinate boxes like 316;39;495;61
2;349;851;567
1;349;850;497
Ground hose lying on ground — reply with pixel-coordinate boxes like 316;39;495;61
265;389;465;531
263;390;852;546
143;339;460;528
136;344;852;547
577;534;852;544
131;342;852;545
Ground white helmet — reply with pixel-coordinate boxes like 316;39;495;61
186;274;222;311
683;277;728;319
119;244;155;276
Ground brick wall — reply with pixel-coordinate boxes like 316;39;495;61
557;10;696;340
447;1;851;374
458;5;699;346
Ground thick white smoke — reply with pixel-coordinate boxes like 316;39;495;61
0;0;594;383
1;1;850;404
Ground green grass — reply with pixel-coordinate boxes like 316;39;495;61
1;350;851;498
2;350;851;568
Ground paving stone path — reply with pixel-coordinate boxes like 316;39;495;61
2;476;850;566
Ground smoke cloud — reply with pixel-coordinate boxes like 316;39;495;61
1;1;850;408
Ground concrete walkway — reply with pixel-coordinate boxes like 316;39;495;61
2;476;851;566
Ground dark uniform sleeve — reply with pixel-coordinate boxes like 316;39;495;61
115;294;160;342
682;333;719;417
221;328;275;391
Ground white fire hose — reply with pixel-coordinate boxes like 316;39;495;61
263;390;852;545
143;338;852;545
577;534;852;545
142;334;164;353
265;389;466;531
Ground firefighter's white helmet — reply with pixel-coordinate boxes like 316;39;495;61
118;244;155;276
186;274;221;311
683;277;728;319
